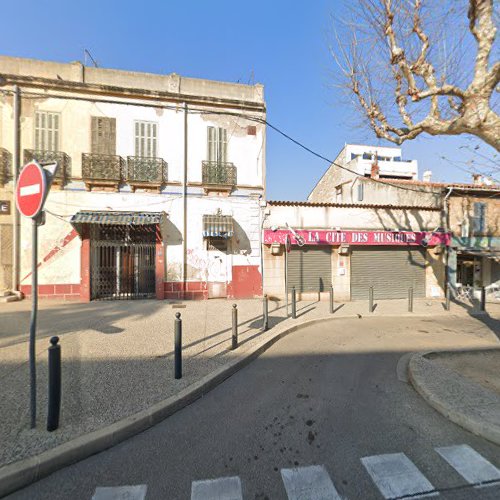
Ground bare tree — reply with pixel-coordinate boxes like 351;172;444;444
332;0;500;151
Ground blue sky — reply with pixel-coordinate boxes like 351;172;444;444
2;0;497;199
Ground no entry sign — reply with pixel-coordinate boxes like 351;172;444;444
16;161;47;218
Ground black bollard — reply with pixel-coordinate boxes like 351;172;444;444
47;336;61;432
329;285;334;314
232;304;238;349
291;286;297;319
263;294;269;331
408;287;413;313
369;286;374;313
174;312;182;379
445;285;451;311
480;286;486;312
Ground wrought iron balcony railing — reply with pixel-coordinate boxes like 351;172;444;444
126;156;167;184
82;153;124;183
0;148;9;185
202;161;237;187
24;149;69;183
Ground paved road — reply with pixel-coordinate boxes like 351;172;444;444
8;315;500;500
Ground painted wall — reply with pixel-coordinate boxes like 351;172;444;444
17;187;262;299
264;204;442;232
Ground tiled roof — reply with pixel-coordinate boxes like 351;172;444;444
267;200;441;210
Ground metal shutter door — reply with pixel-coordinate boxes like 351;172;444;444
351;247;426;300
288;246;332;292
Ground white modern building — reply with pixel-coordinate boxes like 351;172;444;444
0;56;266;300
308;144;420;204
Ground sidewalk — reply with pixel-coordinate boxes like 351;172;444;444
0;296;498;471
409;348;500;446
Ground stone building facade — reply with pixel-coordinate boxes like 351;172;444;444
0;56;266;300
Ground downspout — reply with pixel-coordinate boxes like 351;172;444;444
182;102;188;293
12;84;20;292
443;187;453;296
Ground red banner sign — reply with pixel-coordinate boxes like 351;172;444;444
264;229;450;246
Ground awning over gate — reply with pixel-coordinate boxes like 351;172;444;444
70;211;166;234
202;214;234;238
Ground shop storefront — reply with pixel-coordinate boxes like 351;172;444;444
264;229;449;301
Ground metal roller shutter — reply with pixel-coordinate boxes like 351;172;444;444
288;246;332;292
351;247;426;300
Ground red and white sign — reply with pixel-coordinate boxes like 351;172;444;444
16;161;47;218
264;229;451;247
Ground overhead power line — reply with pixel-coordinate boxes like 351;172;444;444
0;87;497;196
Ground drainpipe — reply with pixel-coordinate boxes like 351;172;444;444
443;187;454;296
12;84;20;292
182;102;188;291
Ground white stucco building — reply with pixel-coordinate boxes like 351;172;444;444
0;56;266;300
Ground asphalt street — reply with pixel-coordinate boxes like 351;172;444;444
7;314;500;500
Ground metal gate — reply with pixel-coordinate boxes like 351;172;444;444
287;246;332;293
90;224;156;300
350;246;426;300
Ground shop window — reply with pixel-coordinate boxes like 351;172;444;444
207;237;228;252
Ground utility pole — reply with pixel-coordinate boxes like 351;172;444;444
12;84;20;293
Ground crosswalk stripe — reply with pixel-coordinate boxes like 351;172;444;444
91;485;147;500
361;453;437;499
436;444;500;486
281;465;342;500
191;476;243;500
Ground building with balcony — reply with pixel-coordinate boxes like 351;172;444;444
0;56;266;300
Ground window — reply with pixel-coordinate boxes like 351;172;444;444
91;117;116;155
362;152;373;160
207;127;227;163
135;121;158;158
35;111;60;151
357;183;364;202
473;202;487;235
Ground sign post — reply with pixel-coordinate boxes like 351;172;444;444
285;234;291;317
16;160;57;429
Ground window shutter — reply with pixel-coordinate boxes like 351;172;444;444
207;126;216;162
91;117;116;155
358;183;364;201
35;111;60;151
473;202;486;235
219;127;227;163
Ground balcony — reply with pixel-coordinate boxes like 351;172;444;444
0;148;9;185
202;161;237;193
348;156;418;180
126;156;168;193
23;149;69;187
82;153;125;192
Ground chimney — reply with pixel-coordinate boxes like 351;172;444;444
423;170;432;182
472;173;483;185
370;162;380;180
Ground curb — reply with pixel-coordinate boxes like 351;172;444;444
408;349;500;446
0;314;339;498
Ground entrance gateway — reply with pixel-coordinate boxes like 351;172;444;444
71;211;165;300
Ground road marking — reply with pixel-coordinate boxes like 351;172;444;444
361;453;437;499
91;485;147;500
19;183;41;197
191;476;242;500
436;444;500;486
281;465;342;500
